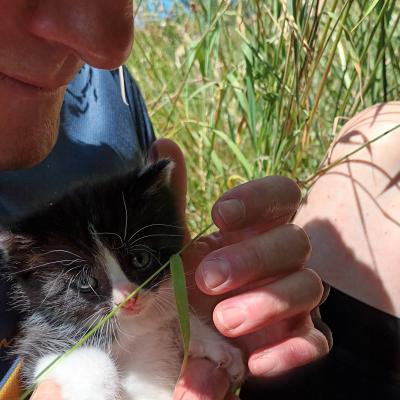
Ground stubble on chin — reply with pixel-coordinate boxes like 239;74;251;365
0;86;66;171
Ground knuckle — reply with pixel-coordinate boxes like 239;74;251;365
286;224;312;261
250;239;266;273
280;175;301;196
308;328;331;357
312;318;334;351
225;238;266;279
264;294;285;319
287;330;329;366
287;338;316;365
269;175;302;205
302;268;324;304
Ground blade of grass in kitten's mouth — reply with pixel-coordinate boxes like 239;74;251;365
118;294;141;313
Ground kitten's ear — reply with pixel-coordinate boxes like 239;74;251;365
140;159;174;194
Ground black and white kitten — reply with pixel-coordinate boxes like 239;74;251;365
1;160;245;400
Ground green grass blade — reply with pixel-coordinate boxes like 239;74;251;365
170;253;191;373
301;123;400;187
351;0;381;33
214;129;254;179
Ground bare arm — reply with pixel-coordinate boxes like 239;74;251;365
295;101;400;317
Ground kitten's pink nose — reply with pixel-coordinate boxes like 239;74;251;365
113;283;139;311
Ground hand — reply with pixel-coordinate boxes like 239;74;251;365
31;380;62;400
149;140;331;400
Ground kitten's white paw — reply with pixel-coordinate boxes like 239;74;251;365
35;347;120;400
189;336;246;384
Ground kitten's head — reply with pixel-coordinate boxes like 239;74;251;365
1;160;184;337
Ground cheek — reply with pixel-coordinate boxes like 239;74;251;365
147;280;175;309
0;84;64;170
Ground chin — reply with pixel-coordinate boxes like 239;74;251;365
0;123;59;170
0;85;64;170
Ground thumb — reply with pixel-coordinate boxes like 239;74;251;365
173;358;231;400
148;138;188;237
31;381;62;400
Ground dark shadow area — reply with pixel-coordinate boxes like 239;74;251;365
324;104;400;166
241;219;400;399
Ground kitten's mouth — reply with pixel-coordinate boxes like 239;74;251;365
117;294;142;314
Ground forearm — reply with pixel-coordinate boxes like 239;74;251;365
295;101;400;317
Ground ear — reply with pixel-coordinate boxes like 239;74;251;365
140;158;175;195
148;139;188;227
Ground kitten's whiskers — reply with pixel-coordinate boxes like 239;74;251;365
38;265;83;308
12;258;84;275
66;269;84;293
122;191;128;241
89;223;124;249
127;223;183;243
129;233;184;247
112;319;134;353
41;249;85;259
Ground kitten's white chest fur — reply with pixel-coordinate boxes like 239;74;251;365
35;312;245;400
112;315;182;400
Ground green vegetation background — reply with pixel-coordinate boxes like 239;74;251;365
127;0;400;232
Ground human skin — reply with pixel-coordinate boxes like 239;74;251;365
1;2;329;399
0;0;133;170
295;102;400;318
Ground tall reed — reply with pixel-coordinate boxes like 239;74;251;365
129;0;400;231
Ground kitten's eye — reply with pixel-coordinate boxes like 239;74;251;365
131;251;151;269
77;275;98;293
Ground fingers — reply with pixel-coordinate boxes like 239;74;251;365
248;319;330;377
149;138;188;231
213;268;324;337
31;381;62;400
196;224;311;295
311;307;333;350
173;358;231;400
212;176;301;232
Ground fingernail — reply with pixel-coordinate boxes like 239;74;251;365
217;307;246;330
200;258;230;290
251;354;278;376
217;199;244;226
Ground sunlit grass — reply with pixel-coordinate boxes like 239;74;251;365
128;0;400;232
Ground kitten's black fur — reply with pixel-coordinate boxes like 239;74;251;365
1;160;183;383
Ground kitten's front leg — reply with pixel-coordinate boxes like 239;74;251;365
33;347;121;400
189;314;246;385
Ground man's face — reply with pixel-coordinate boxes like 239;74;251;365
0;0;134;170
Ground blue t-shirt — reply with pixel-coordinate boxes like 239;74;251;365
0;65;155;384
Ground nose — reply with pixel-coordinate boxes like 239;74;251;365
27;0;134;69
113;282;138;306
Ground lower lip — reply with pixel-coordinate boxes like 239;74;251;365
0;72;62;98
